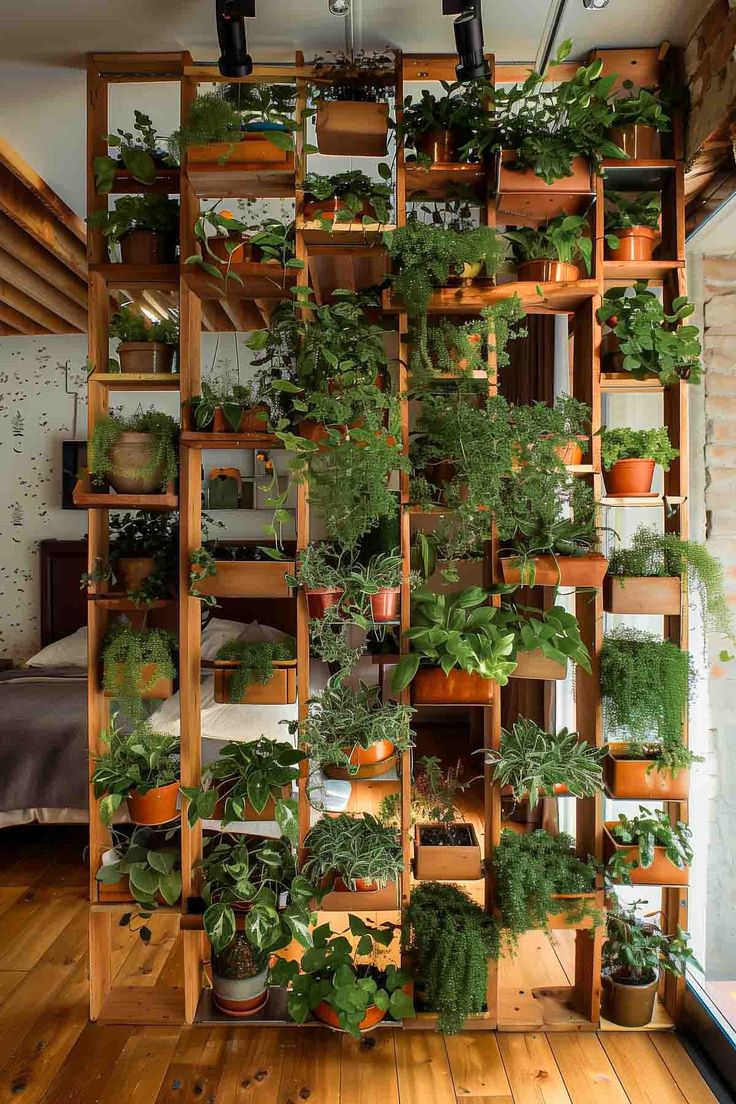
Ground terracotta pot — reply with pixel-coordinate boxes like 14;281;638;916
603;575;682;616
188;134;290;165
555;436;588;466
602;971;659;1028
517;260;580;283
297;419;335;447
605;743;689;801
303;198;375;223
332;877;380;893
127;780;179;826
608;124;660;160
117;342;175;376
604;458;655;496
115;556;157;594
369;588;400;622
411;666;494;705
306;588;343;619
212;404;269;434
500;150;591;193
450;331;482;374
119;229;177;265
105;662;173;701
107;432;166;495
510;649;567;681
414;822;482;880
500;553;608;588
213;965;269;1019
344;739;395;769
603;822;689;885
316;101;389;157
605;226;657;262
416;129;458;163
207;235;257;264
313;999;386;1033
213;660;297;705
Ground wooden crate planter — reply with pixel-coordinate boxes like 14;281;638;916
500;554;608;588
319;879;399;912
103;662;173;701
546;893;600;930
499;151;592;194
603;575;682;615
192;560;296;599
603;822;689;885
213;659;297;705
187;133;292;166
214;783;292;822
510;650;567;681
411;667;494;705
604;743;689;801
414;823;482;881
316;101;389;157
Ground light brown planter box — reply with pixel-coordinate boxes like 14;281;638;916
500;554;608;588
193;560;296;599
213;660;297;705
603;822;689;886
104;662;173;701
414;823;482;881
411;667;494;705
316;101;389;157
510;650;567;681
545;892;600;930
187;133;291;165
499;151;592;193
604;743;689;801
319;880;399;912
603;575;682;615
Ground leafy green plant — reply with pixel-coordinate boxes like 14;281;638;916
89;407;179;491
102;625;177;719
270;916;414;1038
401;81;479;157
303;813;403;890
188;378;267;432
80;511;182;604
610;82;671;132
310;49;396;102
181;737;304;843
597;282;701;386
220;80;297;130
302;679;413;775
409;298;526;388
303;169;392;225
286;541;349;593
600;426;678;470
87;194;179;247
109;304;179;346
604;192;661;240
492;829;598;949
379;755;468;829
484;717;604;807
186;204;301;286
198;833;317;954
95;825;181;941
93;110;171;193
503;599;592;674
404;881;500;1034
603;895;697;986
606;807;693;884
214;636;297;702
169;88;299;162
92;717;179;826
505;214;592;274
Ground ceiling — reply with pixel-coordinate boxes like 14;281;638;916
0;0;706;65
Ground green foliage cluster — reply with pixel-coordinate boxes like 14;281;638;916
302;679;413;774
484;717;605;807
604;191;661;235
214;636;297;702
96;825;181;942
89;407;179;491
607;807;693;884
401;81;481;157
93;110;169;192
102;625;177;720
109;304;179;346
379;755;468;829
603;895;697;984
188;378;266;431
610;82;671;132
505;214;592;274
303;168;392;225
303;813;404;890
404;882;500;1034
600;426;678;470
81;511;182;604
409;298;526;388
598;282;701;386
310;49;396;102
87;194;179;246
169;87;299;161
92;717;179;826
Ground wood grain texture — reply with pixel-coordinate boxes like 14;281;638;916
498;1033;573;1104
445;1032;512;1098
548;1035;629;1104
395;1032;456;1104
339;1031;399;1104
599;1034;688;1104
650;1034;720;1104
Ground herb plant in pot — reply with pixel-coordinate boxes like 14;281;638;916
503;599;592;682
189;379;269;434
349;549;403;623
601;897;697;1027
597;282;701;386
483;717;604;805
600;425;678;496
303;812;403;895
212;636;297;705
89;408;179;495
302;679;413;779
109;305;178;376
271;915;413;1036
608;81;671;160
302;169;392;226
505;214;592;283
87;194;179;264
401;82;478;164
409;756;482;881
92;718;180;826
604;192;661;263
604;806;693;887
286;542;348;619
311;50;396;157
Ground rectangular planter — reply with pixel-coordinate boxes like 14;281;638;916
318;880;399;912
510;649;567;681
499;151;592;193
604;743;689;801
603;575;682;616
414;823;482;881
193;560;296;599
603;822;689;886
546;892;599;931
411;666;494;705
213;660;297;705
316;101;389;157
501;554;608;588
187;134;290;165
215;784;292;822
103;662;173;701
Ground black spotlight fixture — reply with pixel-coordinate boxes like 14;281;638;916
216;0;255;78
443;0;490;83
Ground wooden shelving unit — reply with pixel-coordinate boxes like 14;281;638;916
82;45;692;1033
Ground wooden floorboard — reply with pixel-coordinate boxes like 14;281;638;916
0;825;723;1104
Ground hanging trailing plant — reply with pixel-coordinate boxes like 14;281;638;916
102;624;177;720
89;408;179;492
214;637;297;703
408;298;526;389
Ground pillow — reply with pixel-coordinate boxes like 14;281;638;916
26;626;88;668
200;618;250;661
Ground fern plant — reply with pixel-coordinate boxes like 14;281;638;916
102;625;177;720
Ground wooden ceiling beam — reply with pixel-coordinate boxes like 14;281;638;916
0;213;88;307
0;252;87;330
200;301;219;332
0;164;87;282
0;278;81;334
0;301;49;336
219;299;262;332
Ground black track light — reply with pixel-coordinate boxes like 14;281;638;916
216;0;255;79
453;2;490;83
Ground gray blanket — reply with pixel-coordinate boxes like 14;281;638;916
0;668;88;811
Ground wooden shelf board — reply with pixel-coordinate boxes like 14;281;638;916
183;263;296;300
602;159;678;190
601;495;686;508
601;372;664;394
73;475;178;511
319;881;399;912
405;161;489;200
89;262;179;291
89;372;181;390
603;259;684;281
95;987;184;1025
186;163;296;199
108;167;180;194
299;221;393;245
194;986;403;1027
498;984;597;1032
384;279;599;316
566;464;595;475
88;595;175;610
181;430;281;449
403;1010;496;1031
496;190;595;227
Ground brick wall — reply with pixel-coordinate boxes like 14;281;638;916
684;0;736;161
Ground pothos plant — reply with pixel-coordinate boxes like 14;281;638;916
303;168;393;226
86;194;179;248
92;716;180;826
80;510;182;605
93;110;171;193
597;282;702;386
609;81;671;133
96;825;181;943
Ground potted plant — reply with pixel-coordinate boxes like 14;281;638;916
89;407;179;495
409;299;526;387
270;915;414;1036
608;81;671;159
95;825;181;931
302;169;392;226
504;600;592;681
302;678;413;779
87;194;179;264
310;50;396;157
604;807;693;886
349;549;403;622
600;425;678;496
401;82;479;164
93;110;172;193
80;510;180;602
597;282;702;385
210;931;270;1018
601;897;697;1027
302;812;403;894
181;737;304;841
109;305;178;376
92;717;180;827
404;882;500;1033
212;636;297;705
169;88;297;165
189;541;295;605
285;542;348;618
492;829;599;950
505;214;592;283
188;378;270;434
604;192;661;262
409;756;482;881
484;717;605;806
102;625;177;717
390;586;517;704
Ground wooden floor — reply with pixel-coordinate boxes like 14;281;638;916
0;826;721;1104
